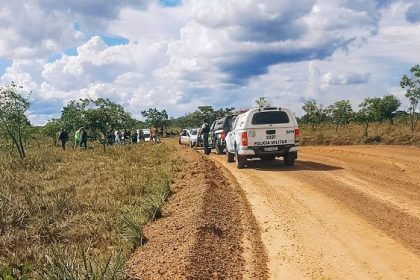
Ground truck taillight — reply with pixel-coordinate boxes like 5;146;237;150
221;131;226;140
295;128;300;143
241;132;248;147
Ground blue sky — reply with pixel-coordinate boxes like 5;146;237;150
0;0;419;125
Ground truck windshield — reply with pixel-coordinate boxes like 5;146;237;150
251;111;290;125
190;129;198;135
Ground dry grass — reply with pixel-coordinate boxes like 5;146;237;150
0;139;181;279
301;121;420;146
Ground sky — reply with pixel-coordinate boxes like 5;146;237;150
0;0;419;125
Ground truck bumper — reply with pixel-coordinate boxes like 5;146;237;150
238;144;299;157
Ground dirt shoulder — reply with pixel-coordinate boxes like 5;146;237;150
126;140;267;279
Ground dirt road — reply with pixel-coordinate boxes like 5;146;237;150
211;145;420;279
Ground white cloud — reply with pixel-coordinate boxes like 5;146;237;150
1;0;419;124
322;71;372;85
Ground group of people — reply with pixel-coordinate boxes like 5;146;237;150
58;127;89;150
57;126;162;150
110;129;147;145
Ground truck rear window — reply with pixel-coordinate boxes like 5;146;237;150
251;111;290;125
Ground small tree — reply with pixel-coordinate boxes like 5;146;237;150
0;83;31;159
357;97;381;137
60;99;90;133
378;95;401;124
301;100;328;128
400;64;420;132
141;108;169;128
42;119;61;146
253;97;270;108
329;100;354;131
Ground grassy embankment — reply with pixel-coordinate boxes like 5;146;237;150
300;121;420;146
0;139;181;279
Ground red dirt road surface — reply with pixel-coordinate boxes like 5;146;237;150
211;145;420;279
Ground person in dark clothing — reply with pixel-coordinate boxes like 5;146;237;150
201;122;210;155
80;127;88;150
107;131;114;145
58;128;69;150
131;130;138;144
124;129;130;144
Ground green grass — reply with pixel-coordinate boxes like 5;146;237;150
0;139;180;279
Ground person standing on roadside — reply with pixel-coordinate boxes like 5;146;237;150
138;129;144;142
74;128;81;149
58;128;69;150
114;130;121;145
201;122;210;155
151;126;159;143
80;127;88;150
131;129;138;144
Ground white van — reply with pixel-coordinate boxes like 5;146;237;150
225;107;300;168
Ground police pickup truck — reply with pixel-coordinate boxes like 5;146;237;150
225;107;300;168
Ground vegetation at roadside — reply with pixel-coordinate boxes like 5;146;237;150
300;122;420;146
0;140;180;279
298;65;420;146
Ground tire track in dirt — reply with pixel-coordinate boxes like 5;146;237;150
126;141;267;279
211;145;420;279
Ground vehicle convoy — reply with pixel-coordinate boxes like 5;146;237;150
209;115;237;154
225;107;300;168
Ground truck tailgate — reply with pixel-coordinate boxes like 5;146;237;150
247;127;296;147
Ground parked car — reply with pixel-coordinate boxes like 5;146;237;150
225;107;299;168
209;115;237;154
179;128;191;145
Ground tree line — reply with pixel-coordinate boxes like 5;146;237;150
300;65;420;136
1;65;419;158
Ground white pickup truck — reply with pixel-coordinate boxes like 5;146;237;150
225;107;300;168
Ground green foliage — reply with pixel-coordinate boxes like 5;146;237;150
328;100;354;129
301;95;401;136
42;248;125;280
0;263;31;280
171;106;235;128
60;99;90;132
141;108;169;128
58;98;138;142
121;213;148;249
253;97;270;108
400;64;420;132
42;119;61;145
85;98;137;135
0;82;31;159
300;100;328;127
356;97;389;137
378;95;401;124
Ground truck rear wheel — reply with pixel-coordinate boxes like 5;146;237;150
284;154;295;166
235;151;246;169
226;150;234;163
216;142;224;154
